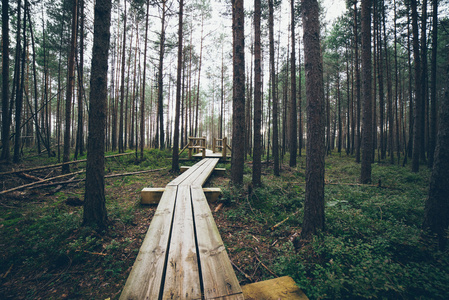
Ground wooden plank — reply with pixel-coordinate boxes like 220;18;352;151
168;159;209;186
174;158;217;187
194;158;219;186
191;186;243;300
162;185;202;299
181;166;225;176
185;158;219;187
120;186;178;300
141;187;222;204
141;187;165;204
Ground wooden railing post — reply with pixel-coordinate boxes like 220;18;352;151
213;138;216;153
223;137;227;159
188;137;193;160
202;137;206;158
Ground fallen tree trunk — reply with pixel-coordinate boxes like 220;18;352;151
0;170;84;195
30;167;168;189
0;152;134;176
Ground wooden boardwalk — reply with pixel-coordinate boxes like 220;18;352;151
193;149;231;159
120;158;243;300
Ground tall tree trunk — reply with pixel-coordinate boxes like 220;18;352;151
220;45;224;139
83;0;112;228
269;0;279;176
298;36;303;156
354;0;361;164
252;0;262;187
394;0;400;163
346;50;351;155
140;0;150;160
172;0;183;173
27;5;50;156
56;10;66;161
360;0;373;184
130;24;138;150
420;0;428;164
423;57;449;250
382;2;394;164
195;15;205;138
118;1;127;153
326;73;331;154
289;0;297;167
156;0;166;149
231;0;245;186
406;6;414;161
411;0;422;173
296;0;325;244
76;0;85;159
376;1;385;160
1;0;10;161
62;0;78;173
428;0;438;167
337;69;342;154
13;0;25;164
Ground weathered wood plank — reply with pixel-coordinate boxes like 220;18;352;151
141;187;222;204
168;159;209;186
208;294;245;300
172;158;216;187
120;185;178;300
180;166;226;176
162;185;202;299
191;186;243;299
191;158;220;187
184;158;219;187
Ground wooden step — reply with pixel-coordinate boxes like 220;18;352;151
141;187;223;204
180;166;226;176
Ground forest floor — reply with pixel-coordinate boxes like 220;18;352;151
0;149;448;299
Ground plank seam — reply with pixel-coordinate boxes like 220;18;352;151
190;185;206;299
158;185;179;300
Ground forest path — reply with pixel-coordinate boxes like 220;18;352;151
120;158;243;300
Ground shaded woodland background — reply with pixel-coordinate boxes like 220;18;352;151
1;0;448;168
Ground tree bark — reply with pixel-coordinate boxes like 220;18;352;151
231;0;245;186
118;0;127;153
360;0;373;184
354;0;361;164
1;0;10;161
420;0;428;164
156;0;166;150
141;0;150;160
423;58;449;250
428;0;438;167
411;0;422;173
252;0;262;187
297;0;325;243
83;0;112;228
172;0;183;173
269;0;279;176
75;0;85;159
62;0;78;173
289;0;297;167
13;0;25;164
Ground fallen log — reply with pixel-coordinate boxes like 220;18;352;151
0;171;84;195
30;167;168;189
0;152;134;177
17;173;44;182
